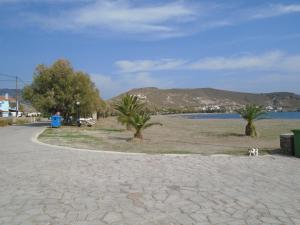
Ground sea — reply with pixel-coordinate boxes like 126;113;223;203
182;112;300;120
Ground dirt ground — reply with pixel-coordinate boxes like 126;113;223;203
39;115;300;155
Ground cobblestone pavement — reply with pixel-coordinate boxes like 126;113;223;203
0;125;300;225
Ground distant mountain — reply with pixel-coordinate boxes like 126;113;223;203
0;88;17;98
110;87;300;112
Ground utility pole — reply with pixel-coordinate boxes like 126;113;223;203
16;76;18;117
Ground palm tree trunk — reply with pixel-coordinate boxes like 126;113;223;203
126;124;132;131
134;129;143;139
245;122;257;137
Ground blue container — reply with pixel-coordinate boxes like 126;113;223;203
51;115;61;128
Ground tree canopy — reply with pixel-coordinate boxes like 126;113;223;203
23;59;105;119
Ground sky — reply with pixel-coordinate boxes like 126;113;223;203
0;0;300;99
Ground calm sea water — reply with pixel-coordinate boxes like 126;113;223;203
182;112;300;120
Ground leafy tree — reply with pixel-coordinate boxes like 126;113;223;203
23;59;104;121
114;94;144;130
129;110;162;139
236;104;265;137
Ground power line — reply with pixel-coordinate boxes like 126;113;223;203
0;73;17;78
0;79;15;82
19;78;31;86
0;73;30;117
0;73;31;87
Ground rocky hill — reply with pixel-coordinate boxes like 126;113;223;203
111;87;300;113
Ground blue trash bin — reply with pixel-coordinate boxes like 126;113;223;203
51;115;61;128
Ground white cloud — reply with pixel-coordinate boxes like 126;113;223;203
115;59;186;73
25;0;197;38
216;73;300;94
197;3;300;30
3;1;300;39
250;4;300;19
280;55;300;72
197;51;300;72
91;74;119;96
116;51;300;73
134;72;160;87
91;72;164;99
92;50;300;98
189;51;283;70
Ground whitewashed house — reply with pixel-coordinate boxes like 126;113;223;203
0;94;16;118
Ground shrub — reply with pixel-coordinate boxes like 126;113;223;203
115;95;162;140
0;118;13;127
14;118;30;125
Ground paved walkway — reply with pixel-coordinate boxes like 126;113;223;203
0;125;300;225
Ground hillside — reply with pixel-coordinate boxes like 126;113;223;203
111;87;300;113
0;88;17;98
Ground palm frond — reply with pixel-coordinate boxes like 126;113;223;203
236;104;265;121
115;94;162;139
114;94;146;129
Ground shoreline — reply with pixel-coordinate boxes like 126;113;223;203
168;111;300;120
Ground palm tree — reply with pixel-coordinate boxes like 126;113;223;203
114;94;144;130
129;111;162;139
236;104;265;137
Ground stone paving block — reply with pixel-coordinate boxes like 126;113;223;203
103;212;123;223
291;218;300;225
0;126;300;225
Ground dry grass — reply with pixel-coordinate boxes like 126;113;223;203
0;118;13;127
38;115;300;155
0;117;32;127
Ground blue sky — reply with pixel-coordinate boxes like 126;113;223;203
0;0;300;99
